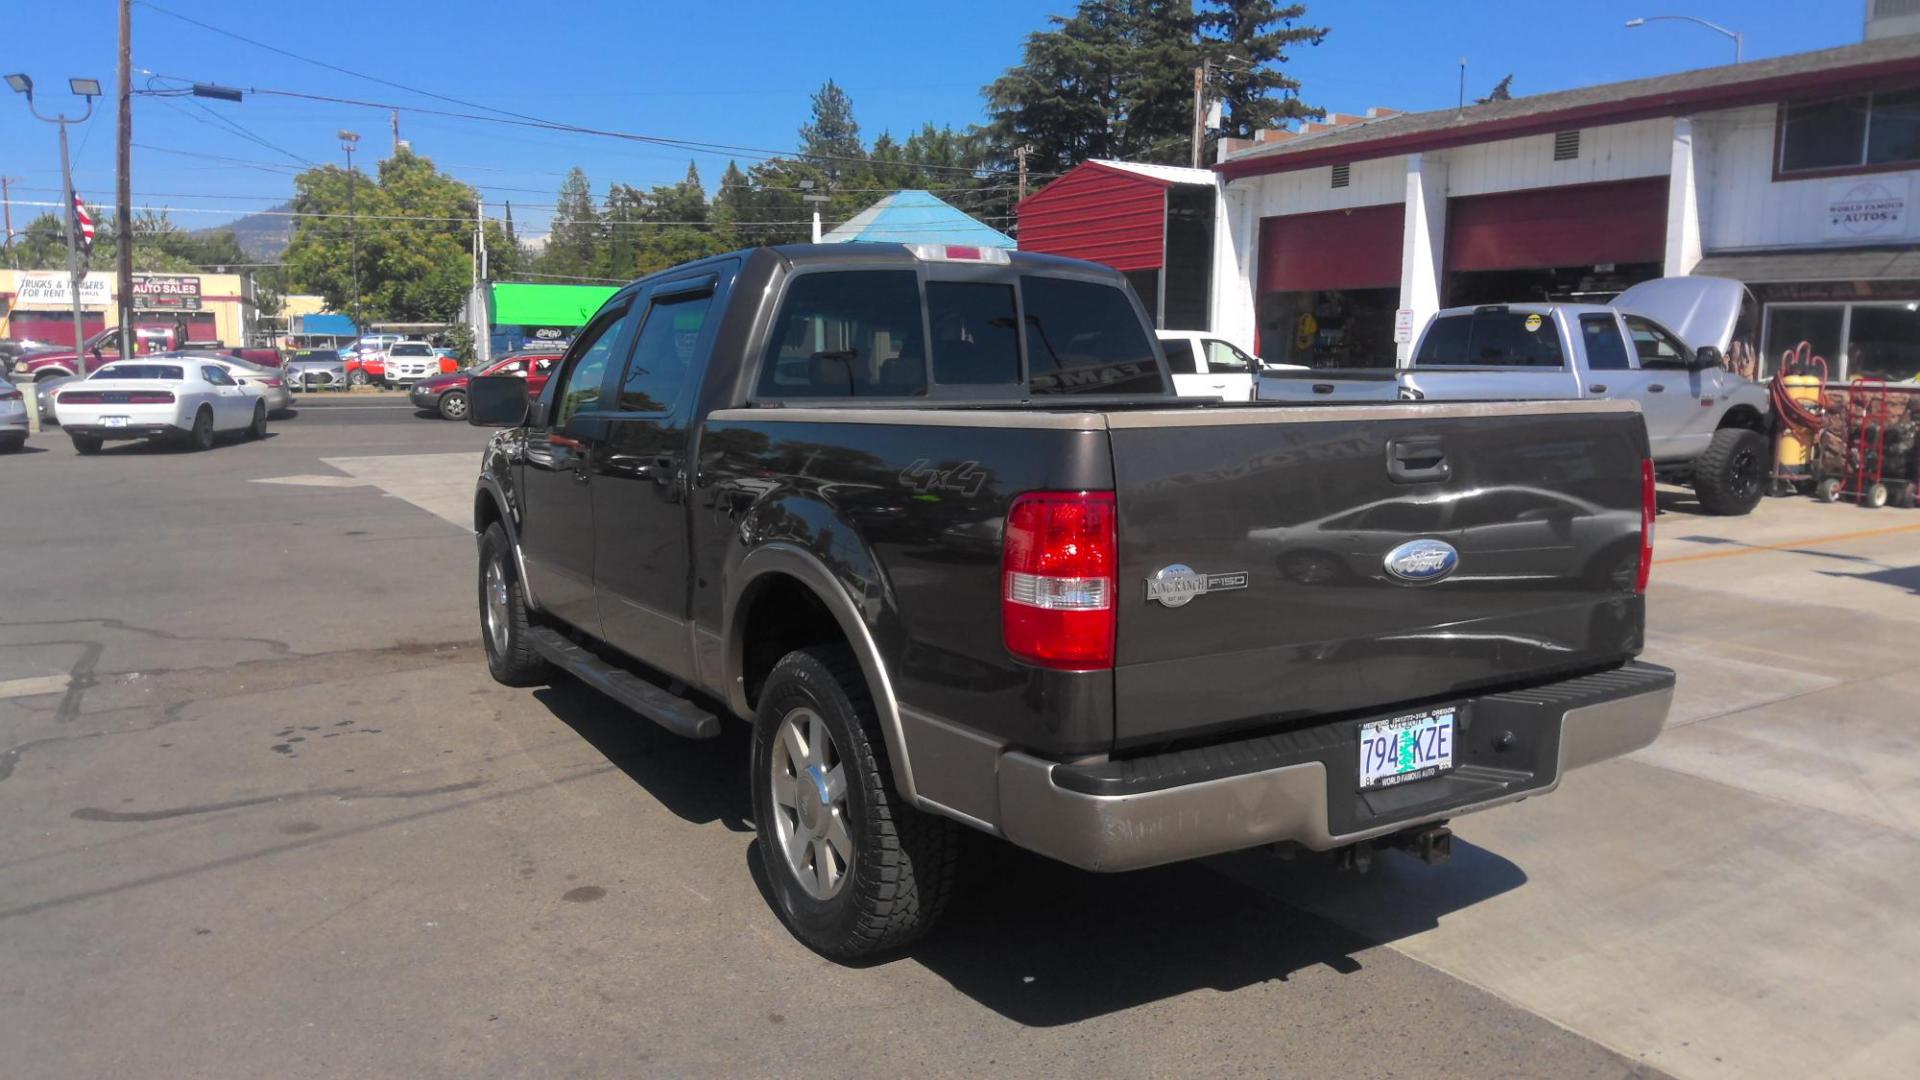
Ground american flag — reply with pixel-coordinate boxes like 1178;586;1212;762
73;192;94;253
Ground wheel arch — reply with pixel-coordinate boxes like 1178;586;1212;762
724;543;918;803
474;478;541;611
1717;403;1767;432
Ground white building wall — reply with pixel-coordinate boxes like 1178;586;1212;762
1445;118;1674;197
1247;155;1407;217
1695;103;1920;250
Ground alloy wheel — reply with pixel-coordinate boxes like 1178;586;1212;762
483;557;511;658
768;706;852;901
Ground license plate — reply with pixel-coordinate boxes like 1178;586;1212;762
1358;706;1456;789
103;416;128;428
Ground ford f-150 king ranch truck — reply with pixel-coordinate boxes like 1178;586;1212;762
466;243;1675;960
1261;278;1772;515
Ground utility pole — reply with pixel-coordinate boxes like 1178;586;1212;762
1;176;15;267
1457;57;1467;116
116;0;134;358
391;109;400;155
340;130;361;336
1015;144;1033;202
1191;62;1209;169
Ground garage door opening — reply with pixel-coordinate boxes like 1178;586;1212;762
1257;204;1405;367
1443;179;1668;308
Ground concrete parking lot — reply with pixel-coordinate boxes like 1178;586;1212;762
2;396;1915;1078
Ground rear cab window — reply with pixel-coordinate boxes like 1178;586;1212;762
1415;310;1565;368
1579;314;1634;371
1022;275;1165;395
755;271;927;399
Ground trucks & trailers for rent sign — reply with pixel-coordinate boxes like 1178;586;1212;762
15;271;111;307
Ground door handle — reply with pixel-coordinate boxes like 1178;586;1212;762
1589;383;1608;393
1312;383;1335;394
1387;435;1449;483
1648;383;1666;392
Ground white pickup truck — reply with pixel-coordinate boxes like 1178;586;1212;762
1260;278;1772;515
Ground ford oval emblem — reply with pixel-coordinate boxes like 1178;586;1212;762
1383;539;1458;583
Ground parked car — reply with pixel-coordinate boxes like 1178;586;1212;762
1;383;27;452
1156;330;1300;400
0;338;59;366
285;349;350;392
1260;278;1771;515
343;350;386;387
32;372;79;424
465;243;1673;960
57;358;267;453
410;353;558;420
193;354;293;417
12;326;183;380
381;341;446;386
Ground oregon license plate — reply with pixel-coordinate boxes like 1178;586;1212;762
103;416;128;428
1358;706;1456;789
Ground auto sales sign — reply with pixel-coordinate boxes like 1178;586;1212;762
132;274;203;310
1826;178;1909;239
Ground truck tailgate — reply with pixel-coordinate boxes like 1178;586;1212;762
1106;401;1648;749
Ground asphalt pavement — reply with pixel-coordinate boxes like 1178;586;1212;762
1;395;1913;1078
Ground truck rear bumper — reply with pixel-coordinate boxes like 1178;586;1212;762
993;662;1673;872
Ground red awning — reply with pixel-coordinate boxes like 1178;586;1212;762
1446;178;1668;273
1258;204;1406;292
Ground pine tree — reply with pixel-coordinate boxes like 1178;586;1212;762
798;79;864;181
1476;74;1515;105
539;167;602;280
1197;1;1329;141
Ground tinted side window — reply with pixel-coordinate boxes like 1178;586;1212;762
756;271;927;398
618;290;712;412
927;282;1019;385
1162;339;1199;375
554;306;631;427
1021;276;1163;395
1580;314;1633;371
1417;312;1563;367
1624;316;1691;368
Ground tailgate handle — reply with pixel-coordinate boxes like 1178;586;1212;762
1387;436;1450;483
1312;383;1336;394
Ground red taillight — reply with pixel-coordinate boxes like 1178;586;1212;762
262;377;284;388
0;387;19;401
58;391;103;404
1636;459;1656;594
1002;491;1117;671
129;391;176;404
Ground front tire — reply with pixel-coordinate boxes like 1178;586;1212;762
478;522;553;687
438;390;469;421
70;433;102;455
1692;428;1768;516
348;369;369;388
247;401;268;439
751;645;958;961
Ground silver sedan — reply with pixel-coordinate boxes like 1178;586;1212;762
32;373;79;424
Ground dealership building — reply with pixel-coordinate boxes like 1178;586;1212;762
1193;31;1920;383
0;269;256;348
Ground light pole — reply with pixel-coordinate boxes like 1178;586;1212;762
340;129;361;339
7;73;102;367
1626;15;1743;63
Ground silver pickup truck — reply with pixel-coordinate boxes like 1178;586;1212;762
1261;279;1771;515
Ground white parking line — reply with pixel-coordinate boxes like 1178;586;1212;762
0;674;72;700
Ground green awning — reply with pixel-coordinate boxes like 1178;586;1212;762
489;282;619;327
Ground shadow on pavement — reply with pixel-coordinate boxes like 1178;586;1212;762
530;679;1529;1026
1819;562;1920;595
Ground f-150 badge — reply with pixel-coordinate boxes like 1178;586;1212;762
1146;564;1249;608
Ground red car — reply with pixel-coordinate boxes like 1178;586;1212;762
407;353;559;420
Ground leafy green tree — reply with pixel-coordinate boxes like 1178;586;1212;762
283;147;488;321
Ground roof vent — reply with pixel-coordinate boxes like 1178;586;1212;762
1330;163;1351;188
1553;131;1581;161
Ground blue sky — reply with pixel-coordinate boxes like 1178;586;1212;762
0;0;1867;237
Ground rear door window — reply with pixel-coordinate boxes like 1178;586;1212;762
756;271;927;398
1161;338;1199;375
1579;314;1634;371
1020;275;1165;395
927;281;1019;385
1415;312;1564;368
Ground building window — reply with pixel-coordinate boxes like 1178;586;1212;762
1761;300;1920;382
1778;88;1920;175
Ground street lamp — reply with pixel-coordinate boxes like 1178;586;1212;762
1626;15;1743;63
6;71;100;404
340;129;362;339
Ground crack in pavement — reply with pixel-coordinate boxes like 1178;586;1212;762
70;778;488;823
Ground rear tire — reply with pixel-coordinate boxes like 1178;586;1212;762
187;406;215;451
438;390;469;421
1692;428;1768;516
478;522;553;687
247;401;268;440
348;369;368;388
751;645;959;961
1866;483;1889;509
1;434;26;453
70;433;102;455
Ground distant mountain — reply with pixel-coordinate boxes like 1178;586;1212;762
193;205;293;261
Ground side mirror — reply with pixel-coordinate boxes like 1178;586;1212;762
467;373;531;427
1690;346;1724;372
